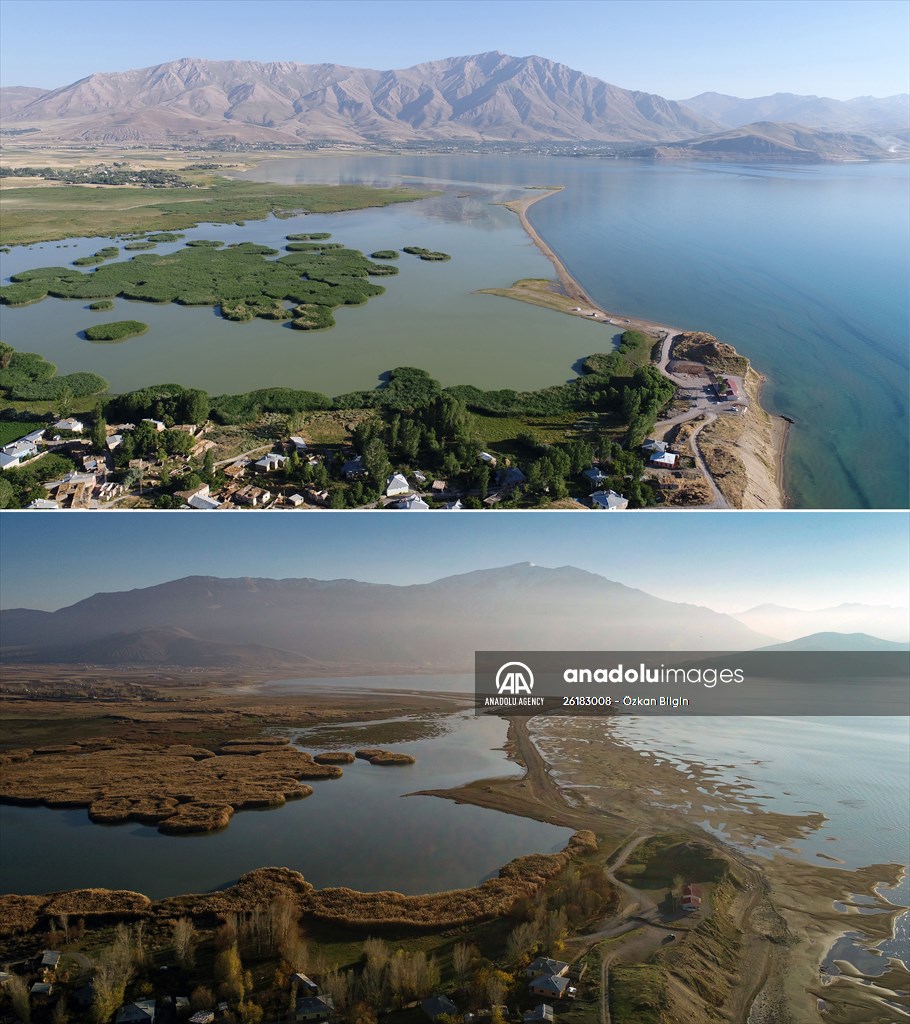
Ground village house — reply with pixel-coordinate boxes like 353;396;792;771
526;958;569;980
141;418;166;432
341;455;365;478
582;465;610;487
255;452;288;473
294;994;334;1022
421;994;459;1020
590;489;629;510
304;487;330;507
479;451;497;467
233;484;272;508
106;433;124;451
641;439;668;454
444;498;464;510
26;498;60;509
682;883;702;912
431;479;447;493
386;472;410;497
287;493;307;508
223;461;247;481
190;438;216;459
524;1006;555;1023
649;451;679;469
29;982;53;999
413;469;427;484
53;417;85;433
115;1000;156;1024
291;974;319;996
498;466;527;489
529;973;572;999
397;494;429;510
289;436;309;453
174;483;212;506
188;1012;214;1024
188;492;221;510
0;438;39;469
39;951;61;973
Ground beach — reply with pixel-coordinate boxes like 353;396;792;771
495;187;790;510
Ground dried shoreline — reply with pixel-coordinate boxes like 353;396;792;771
500;187;790;509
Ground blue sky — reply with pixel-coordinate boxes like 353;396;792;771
0;0;907;98
1;512;907;613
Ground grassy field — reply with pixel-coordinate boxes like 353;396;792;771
609;964;666;1024
0;176;431;246
0;420;44;445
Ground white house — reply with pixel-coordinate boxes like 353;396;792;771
289;436;308;452
27;499;60;510
590;489;629;510
53;417;84;433
106;434;124;451
649;451;678;469
386;472;410;497
479;451;497;466
413;469;427;484
255;452;288;472
287;493;306;508
0;439;39;469
22;429;46;444
444;499;464;510
188;492;221;510
397;494;429;510
141;418;166;432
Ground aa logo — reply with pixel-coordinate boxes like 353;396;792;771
495;661;535;695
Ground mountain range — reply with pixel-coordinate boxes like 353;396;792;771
1;563;775;670
1;53;905;159
731;602;910;644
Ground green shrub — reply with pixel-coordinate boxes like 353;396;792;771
124;241;157;251
370;250;399;259
146;232;184;242
185;239;225;247
88;300;114;311
286;232;332;240
83;320;149;341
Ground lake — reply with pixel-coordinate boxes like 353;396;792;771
2;153;907;508
0;704;572;899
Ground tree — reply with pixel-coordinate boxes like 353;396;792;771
362;436;391;490
161;429;193;457
486;970;509;1007
215;944;246;1002
91;413;107;453
51;999;69;1024
6;976;30;1023
236;1002;263;1024
505;920;539;969
203;448;216;481
173;917;196;968
191;987;216;1011
451;942;474;992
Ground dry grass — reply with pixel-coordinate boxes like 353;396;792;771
0;831;597;937
354;748;416;766
313;751;356;765
0;741;343;834
672;333;749;375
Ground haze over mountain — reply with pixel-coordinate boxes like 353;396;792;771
680;91;910;132
630;121;905;162
0;563;774;670
731;603;910;644
755;632;909;653
0;53;718;146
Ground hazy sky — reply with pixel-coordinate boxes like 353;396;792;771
0;0;907;98
1;512;907;615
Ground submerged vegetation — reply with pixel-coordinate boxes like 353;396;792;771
0;239;394;327
0;343;108;401
83;320;149;342
403;245;452;261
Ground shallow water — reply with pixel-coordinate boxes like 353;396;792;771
0;704;571;898
3;154;905;506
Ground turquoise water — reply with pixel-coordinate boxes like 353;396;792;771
2;154;906;507
0;706;571;899
247;154;910;509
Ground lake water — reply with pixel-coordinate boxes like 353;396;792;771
2;153;907;507
602;715;910;969
0;705;572;899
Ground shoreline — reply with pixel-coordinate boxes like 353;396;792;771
501;186;790;509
